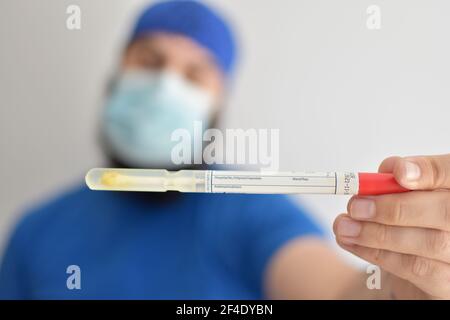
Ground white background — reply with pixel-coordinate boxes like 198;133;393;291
1;0;449;263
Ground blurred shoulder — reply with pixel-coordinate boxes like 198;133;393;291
10;184;94;242
24;184;91;217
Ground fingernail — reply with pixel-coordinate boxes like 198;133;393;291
338;237;357;246
404;160;421;182
350;198;376;219
336;217;361;237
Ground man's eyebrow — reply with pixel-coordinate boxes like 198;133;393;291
136;43;167;60
136;41;157;52
195;52;219;71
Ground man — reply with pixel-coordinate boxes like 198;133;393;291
0;1;449;299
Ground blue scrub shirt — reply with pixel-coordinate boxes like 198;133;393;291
0;185;323;299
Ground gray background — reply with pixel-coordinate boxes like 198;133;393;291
1;0;449;262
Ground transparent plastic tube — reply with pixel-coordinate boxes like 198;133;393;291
86;168;410;195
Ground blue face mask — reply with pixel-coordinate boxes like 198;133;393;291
102;70;213;167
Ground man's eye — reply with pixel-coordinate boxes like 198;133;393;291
186;68;205;85
140;56;162;68
132;48;164;68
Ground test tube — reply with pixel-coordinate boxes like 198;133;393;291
86;168;410;195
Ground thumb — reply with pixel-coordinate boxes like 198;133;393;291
392;154;450;190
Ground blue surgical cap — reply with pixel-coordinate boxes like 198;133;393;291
130;0;237;75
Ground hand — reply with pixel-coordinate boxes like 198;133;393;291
333;154;450;299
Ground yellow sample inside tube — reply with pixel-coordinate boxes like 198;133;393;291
100;171;132;188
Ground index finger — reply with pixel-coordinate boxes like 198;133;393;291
348;191;450;232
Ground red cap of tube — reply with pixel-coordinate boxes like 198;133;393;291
358;172;410;195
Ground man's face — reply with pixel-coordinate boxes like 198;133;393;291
121;32;225;106
101;32;226;168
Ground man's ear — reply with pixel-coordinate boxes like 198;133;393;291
208;106;225;130
104;72;120;96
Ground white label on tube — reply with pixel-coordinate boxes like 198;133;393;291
205;171;358;194
335;172;359;195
